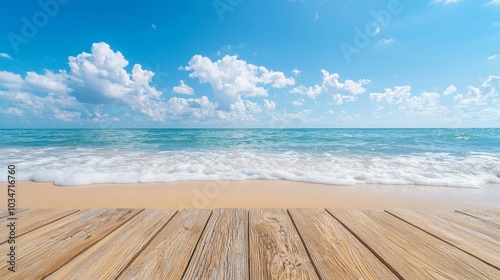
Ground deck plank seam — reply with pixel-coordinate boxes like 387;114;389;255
41;208;145;279
180;209;214;280
324;209;404;280
114;209;179;279
246;209;250;280
21;210;81;240
1;209;81;245
286;208;322;280
384;210;500;271
455;210;500;227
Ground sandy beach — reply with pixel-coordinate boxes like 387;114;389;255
2;180;499;210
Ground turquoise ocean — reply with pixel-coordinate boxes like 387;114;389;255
1;128;499;187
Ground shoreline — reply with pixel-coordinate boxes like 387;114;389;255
1;180;499;210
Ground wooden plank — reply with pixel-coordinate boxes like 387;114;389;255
249;208;318;280
1;208;79;244
0;208;28;219
118;208;211;280
289;208;397;280
46;209;176;280
457;210;500;226
329;209;500;280
387;209;500;270
436;211;500;243
0;208;142;280
182;208;248;280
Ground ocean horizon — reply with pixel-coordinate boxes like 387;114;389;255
1;128;499;187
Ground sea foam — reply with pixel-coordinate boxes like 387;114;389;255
3;147;499;187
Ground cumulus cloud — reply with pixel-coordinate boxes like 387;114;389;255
0;42;166;122
263;99;276;110
292;99;305;106
370;86;448;117
172;80;194;95
0;71;24;89
370;86;412;104
453;75;499;107
5;107;23;116
443;85;457;96
292;70;370;104
292;69;301;77
0;70;70;94
186;54;295;110
0;89;81;122
290;85;323;99
68;42;165;120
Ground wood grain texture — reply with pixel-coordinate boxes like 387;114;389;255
182;208;248;280
0;208;28;219
1;208;78;244
249;208;318;280
437;211;500;243
46;209;176;280
0;208;142;280
118;208;211;280
289;208;397;280
387;209;500;269
329;209;500;280
457;210;500;226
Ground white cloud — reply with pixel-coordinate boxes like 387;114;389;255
0;89;81;122
68;42;165;120
186;54;294;110
290;85;322;99
172;80;194;95
245;100;262;113
487;0;500;4
488;54;498;60
292;69;301;77
263;99;276;110
378;38;395;45
314;12;319;20
443;85;457;96
433;0;459;4
321;70;370;104
0;71;24;89
292;99;305;106
5;107;23;116
0;70;70;94
370;86;448;117
0;53;13;60
25;70;71;94
453;75;499;107
284;109;311;122
291;70;370;104
0;42;166;122
370;86;411;104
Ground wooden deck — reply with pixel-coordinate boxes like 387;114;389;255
1;208;500;279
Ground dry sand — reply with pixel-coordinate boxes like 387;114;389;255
1;180;499;210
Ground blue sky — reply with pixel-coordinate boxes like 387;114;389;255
0;0;499;128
